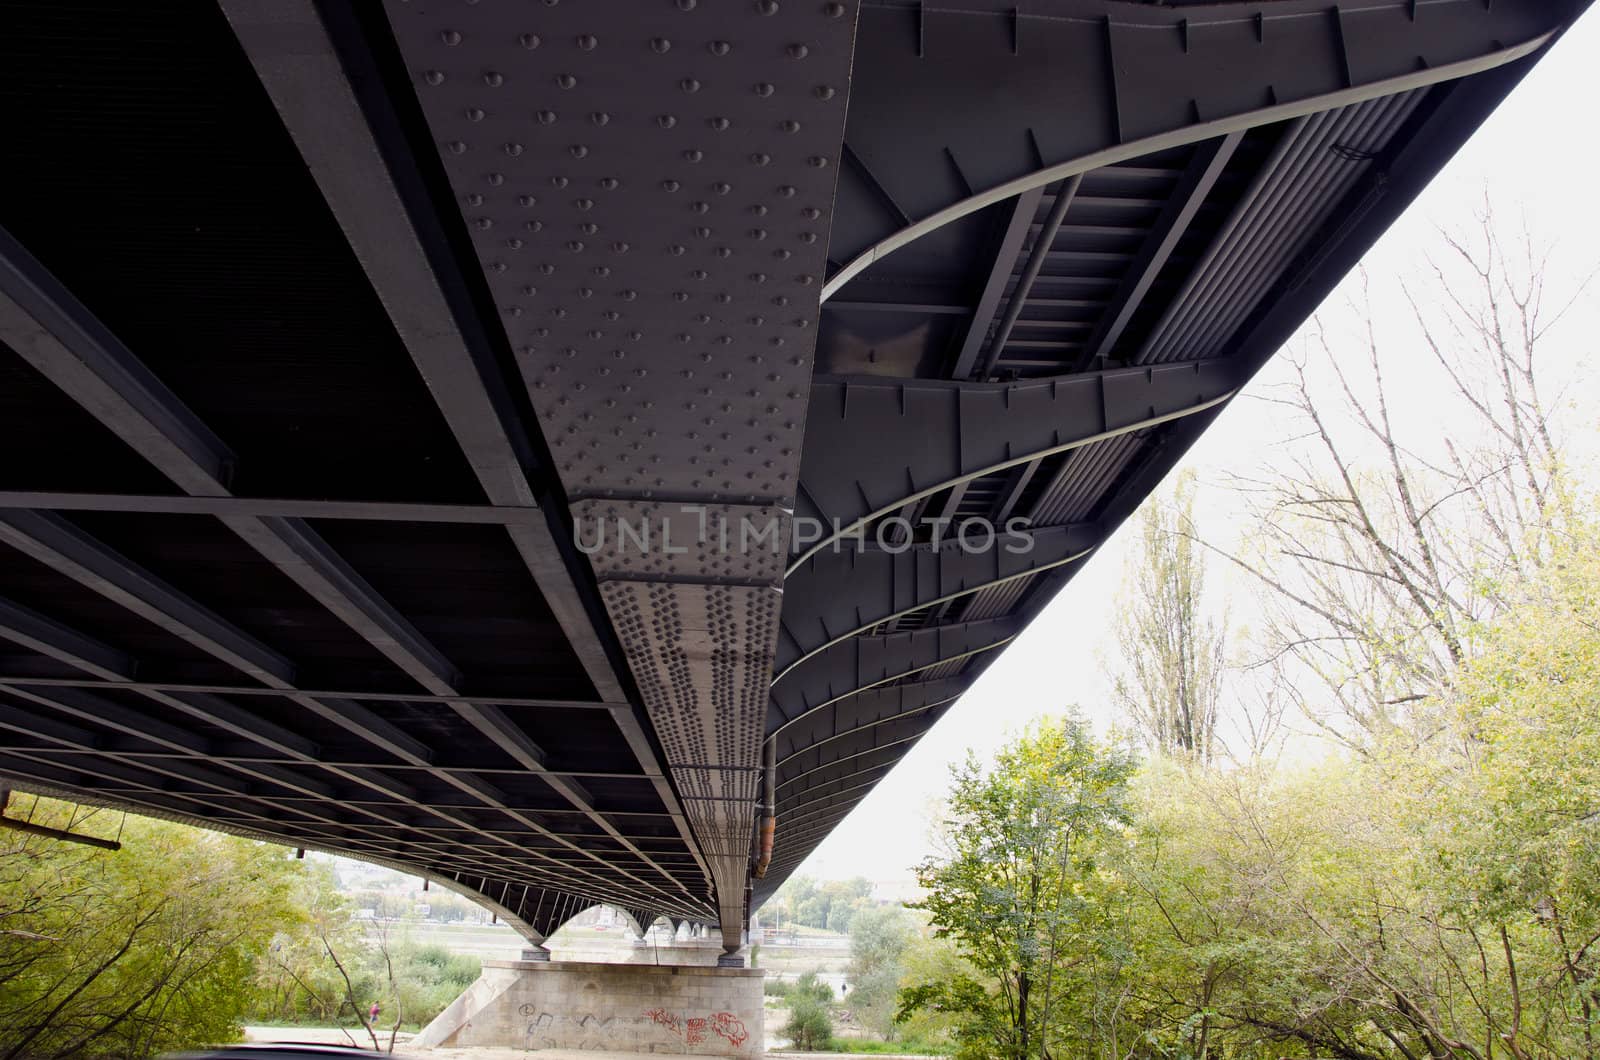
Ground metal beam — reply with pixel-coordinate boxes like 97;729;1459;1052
0;676;613;711
0;491;544;525
1073;132;1245;371
950;187;1045;379
975;174;1082;380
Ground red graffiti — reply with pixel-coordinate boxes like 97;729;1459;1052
711;1011;749;1046
641;1008;749;1047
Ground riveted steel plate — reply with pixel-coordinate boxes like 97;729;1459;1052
385;0;855;503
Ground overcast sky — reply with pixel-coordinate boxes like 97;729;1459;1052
793;8;1600;883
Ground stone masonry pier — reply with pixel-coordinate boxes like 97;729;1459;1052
414;959;764;1056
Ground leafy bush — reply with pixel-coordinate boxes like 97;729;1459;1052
784;995;835;1051
792;970;835;1003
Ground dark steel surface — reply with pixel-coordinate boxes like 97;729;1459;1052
0;0;1585;939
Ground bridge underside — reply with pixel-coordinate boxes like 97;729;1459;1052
0;0;1584;950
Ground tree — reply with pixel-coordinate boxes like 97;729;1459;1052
1112;470;1227;763
847;904;916;1039
0;795;305;1059
903;718;1135;1059
1219;210;1585;747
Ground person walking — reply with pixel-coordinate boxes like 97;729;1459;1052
368;1001;381;1026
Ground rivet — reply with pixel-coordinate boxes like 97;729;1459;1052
799;231;817;243
484;71;505;87
658;114;678;129
590;111;610;126
749;228;768;240
486;172;505;185
824;1;846;15
580;222;599;235
801;205;822;219
593;265;612;276
612;241;630;253
540;263;557;275
690;268;708;279
474;217;493;230
716;247;733;258
577;33;598;50
423;70;446;86
750;152;771;166
683;149;704;163
447;140;468;155
708;116;731;131
754;82;775;97
695;226;712;238
504;142;525;156
788;43;810;58
814;84;836;99
757;0;780;12
717;292;733;304
579;287;594;298
772;294;790;305
466;107;486;122
556;73;578;89
673;291;690;302
441;29;462;45
522;284;538;296
708;40;732;56
599;177;619;190
506;237;524;249
676;0;697;9
551;176;570;190
777;185;797;198
781;119;801;134
691;201;710;215
567;240;585;252
680;77;701;93
773;247;792;260
520;32;541;49
651;37;672;54
750;271;768;283
808;155;829;168
570;144;589;159
661;179;681;192
669;244;687;256
797;274;815;285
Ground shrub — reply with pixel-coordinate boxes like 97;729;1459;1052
784;995;835;1051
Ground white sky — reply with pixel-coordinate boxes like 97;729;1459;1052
794;8;1600;882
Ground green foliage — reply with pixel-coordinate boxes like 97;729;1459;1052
905;717;1136;1059
770;875;874;934
784;994;836;1051
0;797;307;1059
846;904;916;1040
903;520;1600;1059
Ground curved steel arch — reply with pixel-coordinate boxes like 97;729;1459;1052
769;617;1020;736
777;523;1098;677
789;364;1241;572
772;677;970;762
825;0;1564;296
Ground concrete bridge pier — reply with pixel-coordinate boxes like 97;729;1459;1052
414;959;764;1056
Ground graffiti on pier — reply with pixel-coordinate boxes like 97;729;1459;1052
644;1008;748;1048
